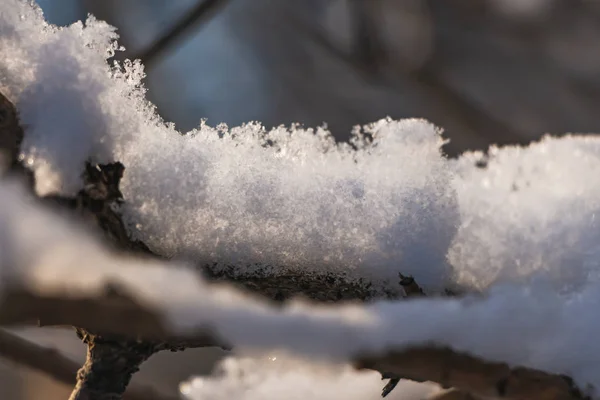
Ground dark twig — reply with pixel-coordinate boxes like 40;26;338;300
381;274;426;396
380;371;400;398
69;330;160;400
356;346;591;400
398;273;426;297
0;329;178;400
131;0;231;67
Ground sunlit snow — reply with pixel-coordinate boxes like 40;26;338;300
3;0;600;396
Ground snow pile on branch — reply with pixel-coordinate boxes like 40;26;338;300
180;355;441;400
119;118;458;290
4;0;600;296
1;0;458;291
450;136;600;292
5;0;600;397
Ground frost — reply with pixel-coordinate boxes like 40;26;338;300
449;136;600;292
180;355;441;400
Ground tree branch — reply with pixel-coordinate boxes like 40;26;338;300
131;0;231;67
0;288;225;349
355;346;590;400
0;279;590;399
0;329;178;400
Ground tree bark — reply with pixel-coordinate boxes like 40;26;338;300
69;330;159;400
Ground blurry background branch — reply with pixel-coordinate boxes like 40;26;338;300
36;0;600;156
0;329;178;400
131;0;232;67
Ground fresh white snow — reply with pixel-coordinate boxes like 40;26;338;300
2;0;600;397
180;354;442;400
449;137;600;292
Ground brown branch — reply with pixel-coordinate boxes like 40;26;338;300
0;329;179;400
0;288;226;349
0;283;590;399
355;346;590;400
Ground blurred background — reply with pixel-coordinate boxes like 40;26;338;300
3;0;600;398
33;0;600;156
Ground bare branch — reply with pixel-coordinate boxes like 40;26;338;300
0;288;225;349
131;0;232;67
398;273;426;298
0;329;179;400
355;346;590;400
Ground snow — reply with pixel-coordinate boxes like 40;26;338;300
0;2;136;196
1;0;458;292
6;0;600;296
449;136;600;293
180;355;441;400
0;182;598;392
3;0;600;396
119;118;458;291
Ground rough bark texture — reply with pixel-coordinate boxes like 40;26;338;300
356;347;591;400
69;330;159;400
0;329;176;400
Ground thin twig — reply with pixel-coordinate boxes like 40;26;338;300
398;273;426;297
0;329;179;400
132;0;231;67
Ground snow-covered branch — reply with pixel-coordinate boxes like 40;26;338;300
2;1;600;399
0;181;592;399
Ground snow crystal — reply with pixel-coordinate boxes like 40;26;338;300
180;355;441;400
119;119;458;290
449;136;600;292
0;0;458;291
0;1;141;196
